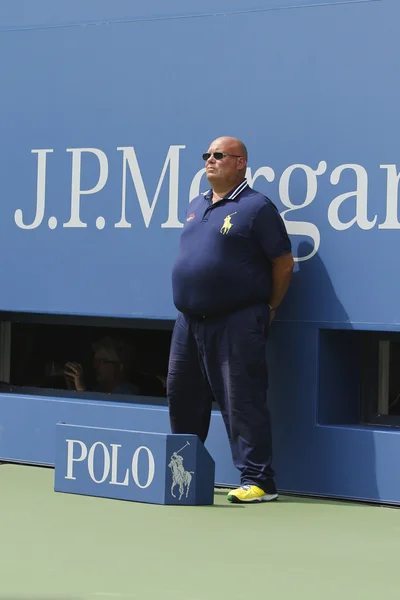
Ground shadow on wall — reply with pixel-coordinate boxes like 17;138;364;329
281;240;350;324
268;241;379;502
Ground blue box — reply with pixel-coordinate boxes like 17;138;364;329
54;423;215;505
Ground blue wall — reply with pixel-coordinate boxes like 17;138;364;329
1;0;399;503
1;0;396;322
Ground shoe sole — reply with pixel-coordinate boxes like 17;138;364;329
227;493;278;504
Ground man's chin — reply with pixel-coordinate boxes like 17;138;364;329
206;171;219;185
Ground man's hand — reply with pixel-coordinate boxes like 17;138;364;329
268;253;294;322
64;362;86;391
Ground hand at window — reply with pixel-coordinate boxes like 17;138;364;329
64;362;86;391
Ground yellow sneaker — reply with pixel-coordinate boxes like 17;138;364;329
227;484;278;503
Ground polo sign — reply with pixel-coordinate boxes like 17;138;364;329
54;423;215;505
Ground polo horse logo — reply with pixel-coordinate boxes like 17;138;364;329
168;442;194;500
220;212;237;234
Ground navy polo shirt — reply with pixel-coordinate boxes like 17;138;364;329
171;179;292;317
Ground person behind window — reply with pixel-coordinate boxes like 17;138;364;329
64;336;139;396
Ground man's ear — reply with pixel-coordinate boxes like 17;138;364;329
238;157;246;170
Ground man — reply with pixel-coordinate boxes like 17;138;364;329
64;336;139;396
167;137;294;503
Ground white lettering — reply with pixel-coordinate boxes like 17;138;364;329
18;146;400;264
65;439;88;480
87;441;111;484
328;164;376;230
15;149;53;230
246;166;275;187
279;162;326;262
131;446;155;489
116;145;185;228
109;444;129;486
63;148;108;228
378;165;400;229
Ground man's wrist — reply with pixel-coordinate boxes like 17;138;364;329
268;303;278;311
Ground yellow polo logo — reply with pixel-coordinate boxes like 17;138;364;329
220;212;237;235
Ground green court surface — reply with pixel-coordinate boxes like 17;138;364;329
1;464;400;600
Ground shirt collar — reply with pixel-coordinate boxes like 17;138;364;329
203;178;249;202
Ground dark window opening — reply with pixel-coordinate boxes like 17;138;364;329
0;313;173;405
317;329;400;429
362;333;400;426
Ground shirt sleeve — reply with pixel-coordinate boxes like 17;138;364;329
251;200;292;260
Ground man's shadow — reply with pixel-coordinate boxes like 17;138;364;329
278;240;350;324
268;241;379;504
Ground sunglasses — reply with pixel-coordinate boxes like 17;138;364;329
202;152;242;161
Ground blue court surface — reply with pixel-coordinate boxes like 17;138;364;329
1;463;399;599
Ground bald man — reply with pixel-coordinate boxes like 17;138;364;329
168;137;294;504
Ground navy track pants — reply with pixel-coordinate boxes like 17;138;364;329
167;302;275;490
